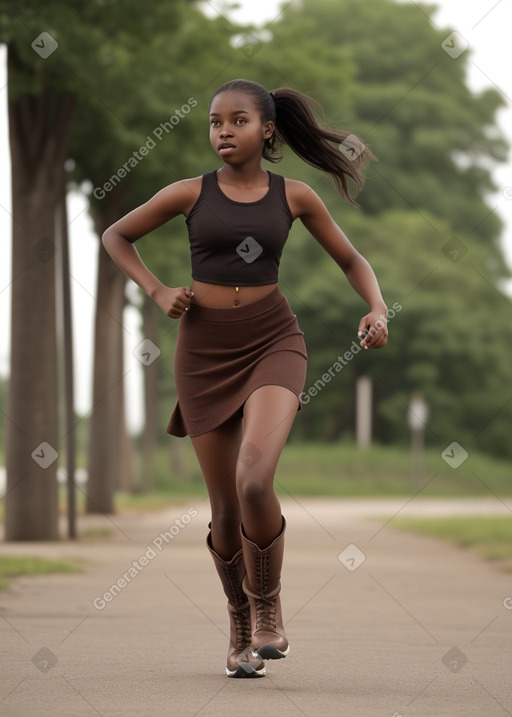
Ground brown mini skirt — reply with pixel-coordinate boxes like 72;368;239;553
166;286;308;437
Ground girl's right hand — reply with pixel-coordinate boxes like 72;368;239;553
152;285;194;318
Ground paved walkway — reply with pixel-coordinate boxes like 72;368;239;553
1;497;512;716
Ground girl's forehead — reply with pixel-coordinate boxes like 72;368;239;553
209;90;258;112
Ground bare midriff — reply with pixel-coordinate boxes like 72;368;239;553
190;279;278;308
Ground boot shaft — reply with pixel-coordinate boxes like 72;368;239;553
241;516;286;599
206;530;247;610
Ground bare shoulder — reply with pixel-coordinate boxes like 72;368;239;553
155;175;203;216
105;175;205;242
283;178;327;219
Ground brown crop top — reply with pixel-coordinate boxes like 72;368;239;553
186;169;294;286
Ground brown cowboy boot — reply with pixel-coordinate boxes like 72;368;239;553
206;528;265;678
241;516;290;660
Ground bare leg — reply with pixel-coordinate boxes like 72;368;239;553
237;385;299;547
190;413;243;560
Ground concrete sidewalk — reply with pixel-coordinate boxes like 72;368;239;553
1;497;511;716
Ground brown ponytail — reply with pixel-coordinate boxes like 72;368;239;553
270;87;375;207
211;80;376;207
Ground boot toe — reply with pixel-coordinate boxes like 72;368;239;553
256;643;290;660
252;630;290;660
227;647;266;677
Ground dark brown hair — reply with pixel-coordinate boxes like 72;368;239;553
210;79;376;207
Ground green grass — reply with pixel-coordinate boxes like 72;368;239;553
1;442;511;527
392;516;512;570
0;556;84;590
273;442;512;498
150;439;512;498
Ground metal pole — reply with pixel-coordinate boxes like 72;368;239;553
56;175;76;539
408;394;428;491
356;376;372;448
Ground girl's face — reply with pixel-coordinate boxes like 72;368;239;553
209;90;274;165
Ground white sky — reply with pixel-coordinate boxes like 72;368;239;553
0;0;511;432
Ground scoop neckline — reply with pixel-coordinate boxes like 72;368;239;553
213;170;272;205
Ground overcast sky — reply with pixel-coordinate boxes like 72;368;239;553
0;0;511;430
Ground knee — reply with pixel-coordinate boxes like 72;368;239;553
236;470;274;508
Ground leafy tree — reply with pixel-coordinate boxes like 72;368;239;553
240;0;510;456
0;0;200;534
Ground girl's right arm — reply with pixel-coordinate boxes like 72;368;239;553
102;179;198;319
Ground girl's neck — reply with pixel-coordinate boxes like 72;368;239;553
217;161;268;186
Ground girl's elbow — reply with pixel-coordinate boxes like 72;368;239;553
102;228;128;249
101;228;115;249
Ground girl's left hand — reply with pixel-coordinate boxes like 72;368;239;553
358;309;388;349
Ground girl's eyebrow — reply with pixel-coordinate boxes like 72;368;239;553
209;110;249;117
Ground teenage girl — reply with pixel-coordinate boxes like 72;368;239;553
102;79;388;678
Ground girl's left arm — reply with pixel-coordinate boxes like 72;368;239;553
292;182;388;349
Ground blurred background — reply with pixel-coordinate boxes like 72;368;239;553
1;0;511;540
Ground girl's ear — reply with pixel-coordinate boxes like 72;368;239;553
263;120;275;139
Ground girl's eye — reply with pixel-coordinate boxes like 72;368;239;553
210;118;246;127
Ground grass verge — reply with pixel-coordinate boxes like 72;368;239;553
392;516;512;571
0;556;84;590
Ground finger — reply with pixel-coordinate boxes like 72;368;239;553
357;317;369;336
367;329;388;349
362;324;384;349
179;286;194;300
360;324;377;348
173;294;191;310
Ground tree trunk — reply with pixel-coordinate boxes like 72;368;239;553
86;200;129;514
5;46;75;540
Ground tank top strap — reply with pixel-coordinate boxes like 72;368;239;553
271;172;288;207
200;169;217;197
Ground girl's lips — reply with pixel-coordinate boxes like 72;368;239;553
219;146;236;155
